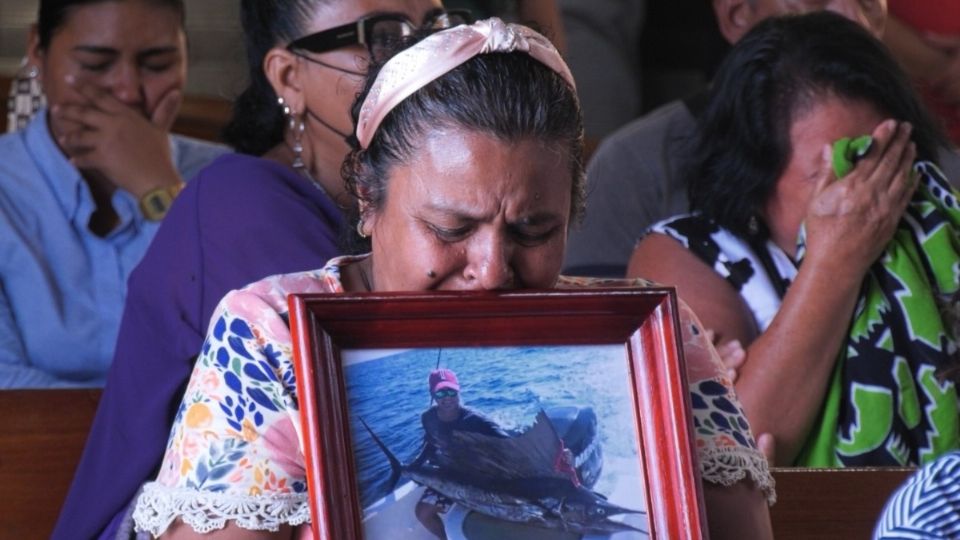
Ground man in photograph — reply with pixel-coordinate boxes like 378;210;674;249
412;368;509;538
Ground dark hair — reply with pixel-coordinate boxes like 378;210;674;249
341;41;584;253
688;11;947;240
222;0;331;155
37;0;185;50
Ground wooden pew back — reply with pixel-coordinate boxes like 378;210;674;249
770;466;915;539
0;389;101;539
0;389;922;539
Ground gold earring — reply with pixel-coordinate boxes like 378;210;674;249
356;218;369;239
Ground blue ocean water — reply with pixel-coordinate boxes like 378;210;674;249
344;344;644;508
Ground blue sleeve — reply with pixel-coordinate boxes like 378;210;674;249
0;282;80;389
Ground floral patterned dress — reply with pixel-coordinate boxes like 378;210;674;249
133;255;775;538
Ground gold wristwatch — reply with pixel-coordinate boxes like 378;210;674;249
139;182;185;221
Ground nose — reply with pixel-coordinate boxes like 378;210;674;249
463;231;515;290
107;64;145;107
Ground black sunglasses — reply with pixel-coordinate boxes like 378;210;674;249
287;9;473;63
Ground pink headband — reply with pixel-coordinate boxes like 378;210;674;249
355;17;576;149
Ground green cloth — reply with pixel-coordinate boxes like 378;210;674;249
794;159;960;466
832;135;874;178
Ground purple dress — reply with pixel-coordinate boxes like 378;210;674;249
52;153;345;540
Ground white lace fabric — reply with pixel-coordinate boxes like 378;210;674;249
133;482;311;536
701;446;777;505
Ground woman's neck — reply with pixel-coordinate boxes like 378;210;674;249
341;257;375;293
267;130;352;209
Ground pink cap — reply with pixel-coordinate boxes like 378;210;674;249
429;368;460;393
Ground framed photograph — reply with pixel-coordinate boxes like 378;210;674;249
289;288;705;540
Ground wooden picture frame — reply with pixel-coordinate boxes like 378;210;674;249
289;288;705;540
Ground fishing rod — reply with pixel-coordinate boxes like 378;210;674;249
429;348;442;406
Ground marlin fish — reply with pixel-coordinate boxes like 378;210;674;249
360;410;645;535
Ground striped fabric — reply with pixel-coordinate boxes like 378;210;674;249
874;452;960;539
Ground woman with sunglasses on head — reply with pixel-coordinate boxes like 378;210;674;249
131;18;773;540
53;2;464;539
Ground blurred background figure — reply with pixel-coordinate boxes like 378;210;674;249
53;1;464;539
630;12;960;468
884;0;960;146
563;0;908;279
0;0;227;389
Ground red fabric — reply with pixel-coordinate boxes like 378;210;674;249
889;0;960;35
553;441;582;488
889;0;960;143
918;85;960;144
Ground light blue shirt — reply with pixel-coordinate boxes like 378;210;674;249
0;110;227;388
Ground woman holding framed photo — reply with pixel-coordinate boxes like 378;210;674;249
132;18;774;540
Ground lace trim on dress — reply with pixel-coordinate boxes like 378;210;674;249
132;481;311;536
699;447;777;505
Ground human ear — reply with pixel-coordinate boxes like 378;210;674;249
263;47;304;114
25;24;44;83
712;0;757;44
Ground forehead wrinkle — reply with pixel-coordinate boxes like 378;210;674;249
419;187;497;221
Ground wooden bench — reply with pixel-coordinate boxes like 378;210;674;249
770;466;915;539
0;389;101;538
0;390;922;540
0;74;232;142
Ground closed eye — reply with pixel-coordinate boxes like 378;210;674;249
143;61;176;73
509;225;560;246
73;47;117;73
79;61;112;72
427;222;473;243
509;212;564;246
139;50;181;73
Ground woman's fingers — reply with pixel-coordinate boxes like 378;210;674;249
65;75;128;115
58;129;99;159
716;339;746;382
756;433;776;464
869;122;916;206
840;119;897;185
150;88;182;131
52;102;107;131
889;142;918;209
849;119;910;189
805;118;917;274
840;120;914;205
